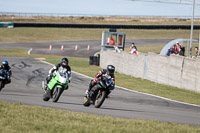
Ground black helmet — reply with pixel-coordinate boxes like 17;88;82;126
2;61;8;68
61;58;68;67
107;65;115;75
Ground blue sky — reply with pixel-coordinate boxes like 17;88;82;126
0;0;200;17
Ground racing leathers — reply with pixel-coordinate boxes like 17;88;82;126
0;64;12;84
87;69;115;97
46;63;72;86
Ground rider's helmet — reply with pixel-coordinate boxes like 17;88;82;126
107;65;115;76
2;61;8;68
61;58;68;67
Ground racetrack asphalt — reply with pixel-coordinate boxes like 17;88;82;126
0;56;200;126
0;39;171;58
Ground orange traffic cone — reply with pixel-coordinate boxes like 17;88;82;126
75;45;78;51
61;45;64;51
49;44;52;51
87;45;90;51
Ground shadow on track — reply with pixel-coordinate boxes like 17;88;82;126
57;101;83;106
100;107;146;113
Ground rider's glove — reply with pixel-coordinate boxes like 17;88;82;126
49;73;53;77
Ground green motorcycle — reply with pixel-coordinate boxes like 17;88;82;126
42;70;69;102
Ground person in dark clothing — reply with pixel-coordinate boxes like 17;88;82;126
167;47;175;56
85;65;115;98
0;61;12;84
46;57;71;86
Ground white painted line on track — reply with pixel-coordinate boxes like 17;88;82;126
39;59;54;67
28;48;32;55
38;59;200;108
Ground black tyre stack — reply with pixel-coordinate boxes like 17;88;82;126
89;55;100;66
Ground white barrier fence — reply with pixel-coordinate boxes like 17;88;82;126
100;50;200;93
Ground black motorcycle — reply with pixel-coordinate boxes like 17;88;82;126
83;75;115;108
0;69;8;91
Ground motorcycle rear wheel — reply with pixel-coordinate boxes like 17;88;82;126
94;90;106;108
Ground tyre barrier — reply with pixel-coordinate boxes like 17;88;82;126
89;56;100;66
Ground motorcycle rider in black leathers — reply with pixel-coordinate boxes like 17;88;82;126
85;65;115;98
45;58;71;94
0;61;12;84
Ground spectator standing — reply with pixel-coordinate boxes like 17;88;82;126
193;47;200;58
110;36;115;45
130;42;139;55
174;42;180;55
176;41;185;56
195;47;200;56
130;42;137;51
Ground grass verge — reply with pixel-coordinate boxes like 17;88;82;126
0;28;200;42
1;100;200;133
0;49;199;106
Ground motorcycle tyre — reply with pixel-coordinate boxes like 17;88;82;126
0;81;4;91
94;90;106;108
52;87;63;103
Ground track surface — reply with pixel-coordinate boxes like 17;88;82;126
0;39;171;57
0;56;200;126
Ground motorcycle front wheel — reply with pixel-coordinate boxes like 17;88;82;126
0;81;4;91
52;87;63;102
94;90;106;108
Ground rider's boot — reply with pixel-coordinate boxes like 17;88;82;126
46;88;51;98
85;84;92;97
106;90;111;98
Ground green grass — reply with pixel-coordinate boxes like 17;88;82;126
0;17;199;43
0;28;105;42
0;49;199;106
118;29;199;40
125;44;164;54
0;28;199;42
0;100;200;133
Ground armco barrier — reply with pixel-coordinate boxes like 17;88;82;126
100;50;200;93
89;56;100;66
14;23;200;29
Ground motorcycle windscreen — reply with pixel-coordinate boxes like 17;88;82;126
58;72;68;84
0;69;7;79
